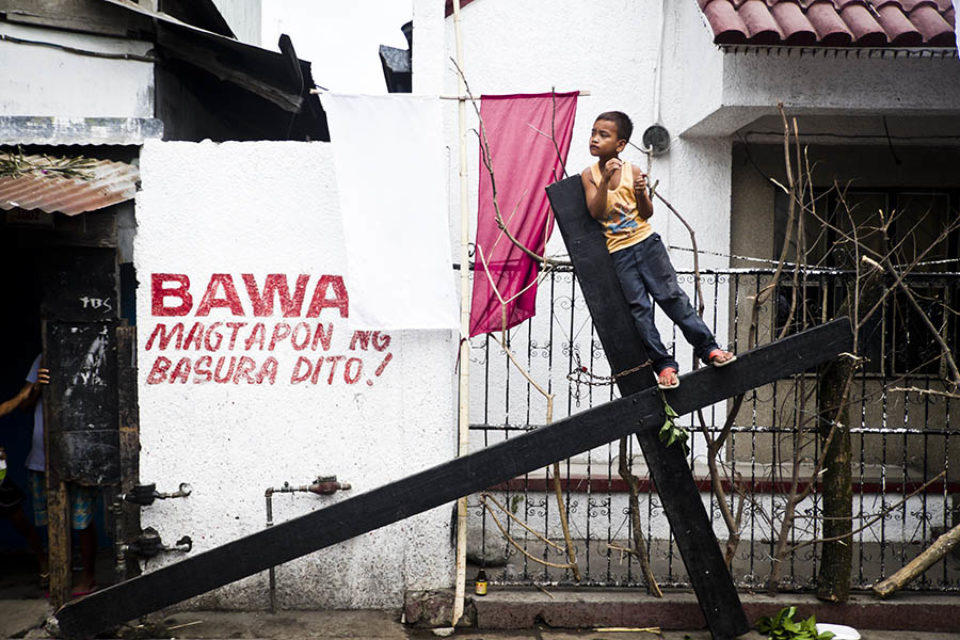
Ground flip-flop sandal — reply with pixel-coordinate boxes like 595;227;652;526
71;585;98;598
708;349;737;368
657;367;679;390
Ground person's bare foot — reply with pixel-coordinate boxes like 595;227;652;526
707;349;737;367
657;367;679;390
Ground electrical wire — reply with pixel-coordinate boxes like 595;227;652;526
0;32;155;63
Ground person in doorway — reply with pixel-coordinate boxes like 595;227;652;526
20;355;99;597
0;364;49;588
580;111;735;390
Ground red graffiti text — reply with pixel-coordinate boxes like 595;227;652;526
151;273;349;318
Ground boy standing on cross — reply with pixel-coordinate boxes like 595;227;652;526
580;111;735;390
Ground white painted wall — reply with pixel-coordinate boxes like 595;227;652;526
427;0;738;268
0;22;153;118
662;0;725;138
135;140;457;609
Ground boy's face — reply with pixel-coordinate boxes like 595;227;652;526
589;119;626;158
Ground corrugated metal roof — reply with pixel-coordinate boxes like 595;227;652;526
102;0;328;140
0;153;138;216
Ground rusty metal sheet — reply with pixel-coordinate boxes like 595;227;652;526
0;153;138;216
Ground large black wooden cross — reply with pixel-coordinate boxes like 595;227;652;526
57;178;852;640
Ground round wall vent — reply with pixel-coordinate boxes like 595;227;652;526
641;124;671;156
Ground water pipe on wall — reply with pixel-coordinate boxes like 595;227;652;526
264;476;352;612
112;482;194;581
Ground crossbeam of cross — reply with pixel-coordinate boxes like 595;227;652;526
56;178;853;640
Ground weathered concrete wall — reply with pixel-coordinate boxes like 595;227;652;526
134;140;457;609
0;22;153;118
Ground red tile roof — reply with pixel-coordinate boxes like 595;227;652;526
699;0;956;47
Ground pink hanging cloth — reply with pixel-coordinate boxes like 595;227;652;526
469;92;578;337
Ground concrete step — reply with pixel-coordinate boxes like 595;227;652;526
471;588;960;633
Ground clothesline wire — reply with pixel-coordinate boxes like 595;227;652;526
666;245;960;270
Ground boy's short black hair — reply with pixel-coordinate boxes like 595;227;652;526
595;111;633;142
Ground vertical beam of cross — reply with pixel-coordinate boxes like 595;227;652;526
547;176;750;639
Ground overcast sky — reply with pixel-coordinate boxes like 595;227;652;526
262;0;413;94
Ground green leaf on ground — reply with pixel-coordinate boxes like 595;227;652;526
756;606;835;640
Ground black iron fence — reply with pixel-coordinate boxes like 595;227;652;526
466;267;960;592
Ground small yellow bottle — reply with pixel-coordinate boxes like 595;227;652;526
474;569;488;596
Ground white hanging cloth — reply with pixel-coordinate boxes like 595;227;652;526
321;93;458;330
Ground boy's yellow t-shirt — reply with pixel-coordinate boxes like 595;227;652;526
589;161;653;254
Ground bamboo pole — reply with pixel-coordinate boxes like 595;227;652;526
451;0;471;628
873;522;960;598
439;90;591;100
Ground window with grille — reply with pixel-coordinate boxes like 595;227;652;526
774;188;959;376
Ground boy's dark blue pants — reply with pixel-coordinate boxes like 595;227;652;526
611;233;720;374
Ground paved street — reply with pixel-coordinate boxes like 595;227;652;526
5;601;960;640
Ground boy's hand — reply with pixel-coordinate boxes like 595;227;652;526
601;158;622;182
36;368;50;385
633;171;648;194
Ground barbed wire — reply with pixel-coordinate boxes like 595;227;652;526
669;244;960;270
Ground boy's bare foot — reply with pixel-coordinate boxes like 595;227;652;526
707;349;737;367
657;367;679;390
